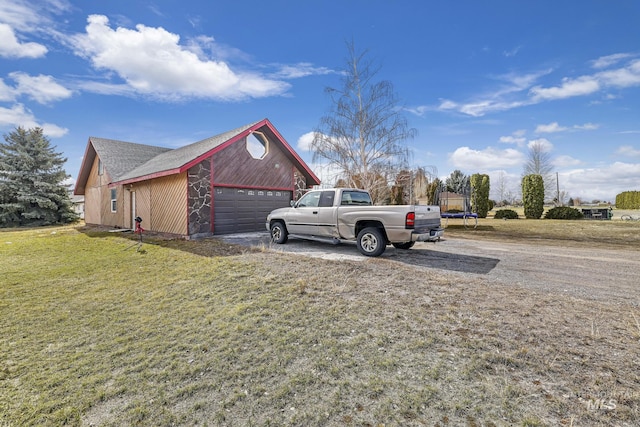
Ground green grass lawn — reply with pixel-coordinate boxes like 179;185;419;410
1;225;639;426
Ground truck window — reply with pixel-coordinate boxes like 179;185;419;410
319;191;335;207
297;191;320;207
341;191;372;206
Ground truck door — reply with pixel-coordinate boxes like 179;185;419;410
286;190;321;235
315;191;337;237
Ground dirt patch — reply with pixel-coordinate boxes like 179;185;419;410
221;231;640;305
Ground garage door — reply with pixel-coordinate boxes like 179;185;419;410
213;187;292;234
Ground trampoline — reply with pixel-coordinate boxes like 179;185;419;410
441;212;478;229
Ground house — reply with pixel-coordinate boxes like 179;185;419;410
74;119;320;237
69;193;85;219
439;191;470;213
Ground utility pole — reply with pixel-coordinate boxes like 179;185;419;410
556;172;561;206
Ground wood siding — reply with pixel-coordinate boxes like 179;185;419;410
150;173;187;235
212;135;294;189
132;183;151;231
84;156;125;227
129;173;187;235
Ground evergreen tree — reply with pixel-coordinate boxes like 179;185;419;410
521;174;545;219
0;127;78;227
470;173;490;218
445;170;469;194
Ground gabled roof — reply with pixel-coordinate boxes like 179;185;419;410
74;138;171;194
114;121;260;184
74;118;320;195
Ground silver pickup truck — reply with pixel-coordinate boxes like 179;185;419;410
266;188;443;257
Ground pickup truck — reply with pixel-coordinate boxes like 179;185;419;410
266;188;443;257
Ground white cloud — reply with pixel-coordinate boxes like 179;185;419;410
562;162;640;201
591;53;634;69
553;155;582;167
271;63;335;79
0;23;47;58
449;146;525;170
0;103;68;137
531;58;640;101
530;76;600;101
438;99;458;111
0;0;48;31
405;105;429;117
438;54;640;117
9;72;73;104
503;45;522;57
0;78;15;102
573;123;599;131
616;145;640;157
459;99;529;117
536;121;599;133
597;59;640;88
499;135;524;145
297;131;316;151
69;15;291;101
499;129;526;146
436;70;550;117
535;122;568;133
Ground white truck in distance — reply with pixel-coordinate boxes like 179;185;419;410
266;188;444;257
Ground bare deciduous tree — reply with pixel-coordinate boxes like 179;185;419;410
312;41;416;204
523;140;555;200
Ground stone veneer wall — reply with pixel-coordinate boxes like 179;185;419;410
187;159;211;236
294;168;307;200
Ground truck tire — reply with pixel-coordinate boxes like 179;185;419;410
270;221;288;244
357;227;386;257
392;242;415;250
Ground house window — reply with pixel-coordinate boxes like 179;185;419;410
246;131;268;159
98;159;104;175
110;188;117;212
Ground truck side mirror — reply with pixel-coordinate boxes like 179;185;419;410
290;200;296;207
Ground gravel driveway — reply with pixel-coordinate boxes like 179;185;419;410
220;232;640;306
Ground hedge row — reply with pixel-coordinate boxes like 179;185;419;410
615;191;640;209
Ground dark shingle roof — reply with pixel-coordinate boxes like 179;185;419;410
90;137;172;182
115;121;258;183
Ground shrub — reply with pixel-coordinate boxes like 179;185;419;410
522;174;544;219
544;206;584;220
494;209;519;220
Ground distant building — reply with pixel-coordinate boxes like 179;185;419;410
439;191;470;213
69;193;85;219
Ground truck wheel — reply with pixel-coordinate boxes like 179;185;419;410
270;221;288;244
392;242;415;250
357;227;386;257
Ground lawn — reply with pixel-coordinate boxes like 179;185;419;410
1;223;639;426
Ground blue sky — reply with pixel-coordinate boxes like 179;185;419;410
1;0;639;202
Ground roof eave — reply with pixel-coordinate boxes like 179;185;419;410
113;168;183;186
73;138;97;195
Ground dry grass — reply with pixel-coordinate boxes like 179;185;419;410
442;211;640;250
1;224;639;426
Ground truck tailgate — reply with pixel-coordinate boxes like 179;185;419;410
413;205;442;233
